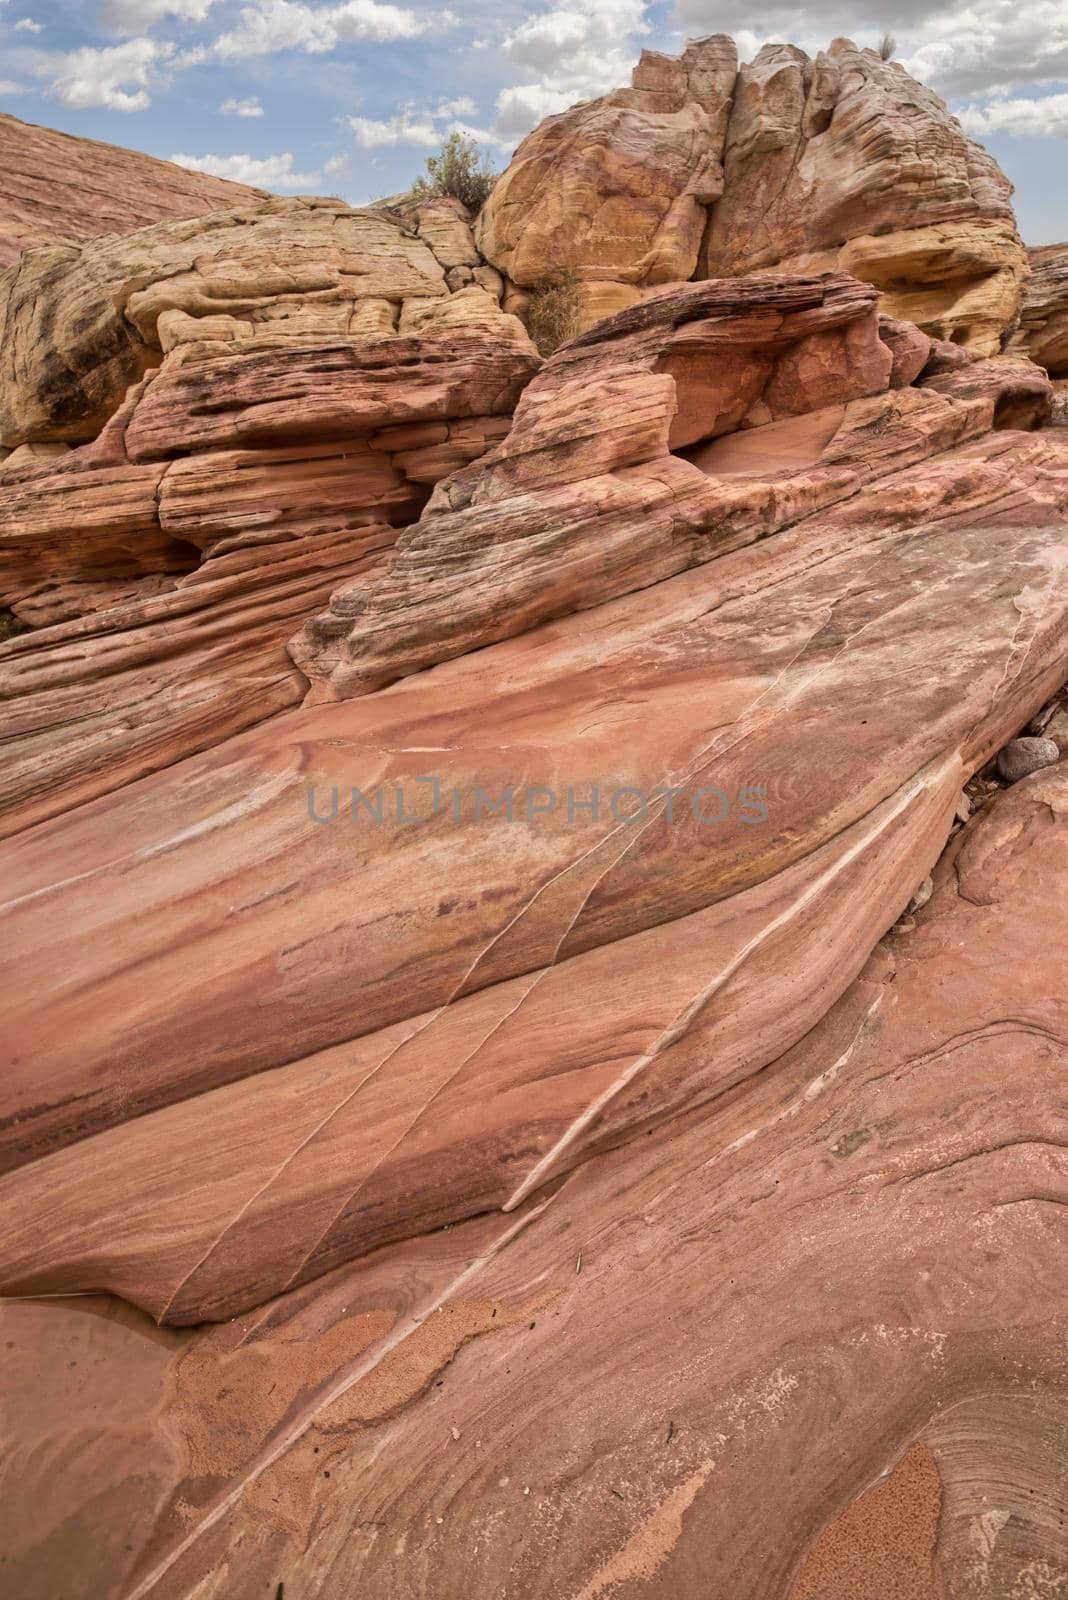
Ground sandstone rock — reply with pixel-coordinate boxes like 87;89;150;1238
1052;378;1068;426
412;196;482;271
294;275;1039;702
878;314;932;388
837;219;1026;357
997;735;1060;782
396;284;535;345
1017;242;1068;376
920;335;976;376
1;400;1067;1316
0;111;266;267
477;36;1028;355
918;351;1053;429
1045;705;1068;752
1;769;1065;1597
475;35;738;315
0;199;465;445
0;332;541;833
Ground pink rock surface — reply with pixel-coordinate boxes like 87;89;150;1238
0;112;266;266
1;416;1067;1320
293;275;1034;702
1;767;1065;1597
0;335;540;835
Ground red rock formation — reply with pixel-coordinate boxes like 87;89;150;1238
1017;242;1068;377
1;767;1065;1597
0;333;538;834
0;111;267;267
0;111;271;265
1;384;1066;1318
294;274;1045;701
0;94;1066;1598
477;36;1029;357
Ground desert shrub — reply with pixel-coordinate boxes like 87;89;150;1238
527;267;583;356
408;132;497;214
878;32;897;60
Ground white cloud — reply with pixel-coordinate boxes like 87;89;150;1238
102;0;219;27
493;0;649;142
332;0;423;40
957;91;1068;138
344;95;507;151
14;17;42;30
172;149;323;188
221;94;264;116
43;39;173;112
669;0;1068;102
194;0;426;60
435;95;477;119
347;110;441;147
0;78;27;94
900;9;1068;99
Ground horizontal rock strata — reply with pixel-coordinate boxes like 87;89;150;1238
1017;241;1068;377
294;274;1044;701
0;334;539;835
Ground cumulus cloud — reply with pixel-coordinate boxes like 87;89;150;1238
101;0;218;28
671;0;1068;101
957;91;1068;138
345;96;504;149
193;0;427;60
0;78;27;94
346;110;440;146
899;6;1068;100
172;149;323;187
43;39;174;112
221;94;264;115
493;0;649;141
13;17;42;30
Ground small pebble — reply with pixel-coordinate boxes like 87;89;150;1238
907;875;933;915
996;736;1059;784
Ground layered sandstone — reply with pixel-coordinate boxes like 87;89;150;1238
477;36;1029;356
0;87;1066;1600
294;274;1049;700
0;192;540;831
475;36;738;324
1;766;1065;1597
0;111;267;267
1017;241;1068;376
1;323;1066;1318
0;333;538;833
0;197;530;448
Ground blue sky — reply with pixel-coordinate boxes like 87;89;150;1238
1;0;1065;241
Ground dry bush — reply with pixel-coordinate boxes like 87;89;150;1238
878;32;897;59
408;132;497;215
527;267;583;356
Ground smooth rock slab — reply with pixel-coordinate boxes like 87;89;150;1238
1;768;1065;1597
1;456;1067;1319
